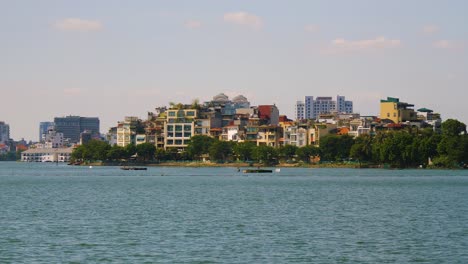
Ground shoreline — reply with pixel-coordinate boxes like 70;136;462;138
82;161;420;169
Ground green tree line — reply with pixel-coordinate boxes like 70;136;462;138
71;119;468;168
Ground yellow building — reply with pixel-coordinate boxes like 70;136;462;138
380;97;417;124
308;123;337;147
257;125;282;147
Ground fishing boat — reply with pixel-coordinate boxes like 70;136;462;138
242;169;273;173
120;166;147;171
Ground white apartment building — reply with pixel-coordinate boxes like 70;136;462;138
117;117;139;147
43;129;64;148
165;109;197;150
295;95;353;120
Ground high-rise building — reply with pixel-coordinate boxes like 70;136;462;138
0;121;10;143
54;116;100;143
39;122;55;142
295;95;353;120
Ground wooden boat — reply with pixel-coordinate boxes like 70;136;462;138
243;169;273;173
120;166;147;171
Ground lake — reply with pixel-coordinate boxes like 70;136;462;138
1;162;468;263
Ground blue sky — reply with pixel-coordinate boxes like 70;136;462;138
1;0;467;141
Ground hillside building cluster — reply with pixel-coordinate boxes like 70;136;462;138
1;93;442;162
104;94;442;152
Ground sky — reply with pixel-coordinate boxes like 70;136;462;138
1;0;467;141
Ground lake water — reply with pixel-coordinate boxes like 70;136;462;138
1;162;468;263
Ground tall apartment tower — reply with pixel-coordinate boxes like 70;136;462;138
54;116;100;143
295;95;353;120
295;101;305;120
39;121;55;142
0;121;10;143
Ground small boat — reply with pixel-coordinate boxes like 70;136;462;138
120;166;147;171
243;169;273;173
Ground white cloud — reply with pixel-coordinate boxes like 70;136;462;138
223;11;263;30
184;20;202;29
323;36;401;54
304;24;320;33
63;88;82;96
54;18;103;32
422;25;439;35
433;40;452;49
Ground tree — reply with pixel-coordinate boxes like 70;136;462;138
71;140;111;162
233;142;255;161
136;143;156;161
124;144;137;159
296;145;319;163
186;135;215;160
441;119;466;137
350;135;373;166
107;145;126;161
209;140;233;162
252;145;278;165
279;145;298;162
319;134;354;161
154;148;168;161
379;132;414;168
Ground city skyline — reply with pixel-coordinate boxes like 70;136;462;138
2;0;467;141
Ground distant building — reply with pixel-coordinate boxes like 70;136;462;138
80;130;93;145
54;116;100;143
380;97;417;123
117;117;139;147
39;122;55;142
0;121;10;144
165;109;197;150
258;105;280;125
21;147;73;162
43;129;64;148
295;95;353;120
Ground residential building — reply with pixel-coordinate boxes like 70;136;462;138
221;124;241;141
0;121;10;143
295;101;305;120
380;97;417;123
54;116;100;143
295;95;354;120
136;134;146;145
256;125;282;147
284;125;308;147
39;122;54;142
43;129;64;148
106;127;118;146
258;105;280;125
165;108;197;150
116;117;139;147
308;123;337;146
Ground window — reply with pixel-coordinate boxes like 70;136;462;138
186;111;195;116
168;111;176;117
387;113;390;118
393;113;397;117
175;140;183;145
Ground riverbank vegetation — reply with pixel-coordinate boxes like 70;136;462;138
71;119;468;169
